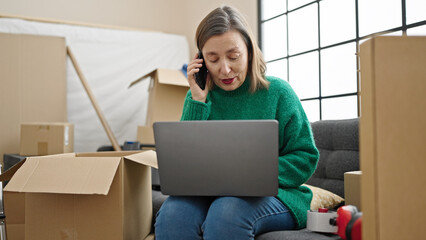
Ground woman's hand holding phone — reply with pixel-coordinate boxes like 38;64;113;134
187;52;209;103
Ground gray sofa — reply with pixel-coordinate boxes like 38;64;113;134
151;118;359;239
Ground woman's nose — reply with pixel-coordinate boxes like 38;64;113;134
219;60;232;75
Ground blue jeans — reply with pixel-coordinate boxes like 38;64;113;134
154;196;295;240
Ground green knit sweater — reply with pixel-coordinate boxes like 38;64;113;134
180;76;319;228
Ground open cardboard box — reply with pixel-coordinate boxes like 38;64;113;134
1;151;158;240
130;69;189;145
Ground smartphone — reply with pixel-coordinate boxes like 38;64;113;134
194;51;208;90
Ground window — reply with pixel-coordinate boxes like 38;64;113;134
259;0;426;121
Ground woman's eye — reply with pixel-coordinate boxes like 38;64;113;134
229;54;240;60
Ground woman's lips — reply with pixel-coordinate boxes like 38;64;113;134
221;77;235;84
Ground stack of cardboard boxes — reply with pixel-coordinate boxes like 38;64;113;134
0;32;68;165
0;32;67;240
131;68;189;145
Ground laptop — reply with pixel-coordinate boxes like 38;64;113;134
153;120;279;196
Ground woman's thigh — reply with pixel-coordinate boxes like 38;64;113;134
202;196;295;240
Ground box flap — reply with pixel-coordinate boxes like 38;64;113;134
156;69;189;87
128;69;156;88
0;153;75;182
0;159;26;182
76;151;141;157
125;150;158;169
4;156;121;195
128;68;189;88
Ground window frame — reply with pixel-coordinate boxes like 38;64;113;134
258;0;426;120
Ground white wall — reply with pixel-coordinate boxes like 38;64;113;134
0;0;258;57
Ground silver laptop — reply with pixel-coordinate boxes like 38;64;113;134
153;120;279;196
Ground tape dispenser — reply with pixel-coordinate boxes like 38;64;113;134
307;205;362;240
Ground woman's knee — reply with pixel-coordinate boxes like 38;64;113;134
155;196;212;240
202;197;295;238
155;196;212;229
203;197;252;229
202;197;255;239
209;197;251;219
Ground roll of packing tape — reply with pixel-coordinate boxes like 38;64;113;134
306;210;338;233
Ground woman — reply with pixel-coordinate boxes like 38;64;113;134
155;5;319;239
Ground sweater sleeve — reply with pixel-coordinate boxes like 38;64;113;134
276;84;319;188
180;90;211;121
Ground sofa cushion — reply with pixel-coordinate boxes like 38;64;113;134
304;184;344;210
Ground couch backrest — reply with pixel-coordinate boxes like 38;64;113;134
307;118;359;198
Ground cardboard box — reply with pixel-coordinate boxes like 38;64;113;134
344;171;361;210
20;122;74;156
4;192;25;240
137;126;155;145
145;234;155;240
1;159;27;240
19;122;74;156
0;33;67;164
3;151;158;240
130;69;189;144
359;36;426;240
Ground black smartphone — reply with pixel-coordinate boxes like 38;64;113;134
194;51;208;90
